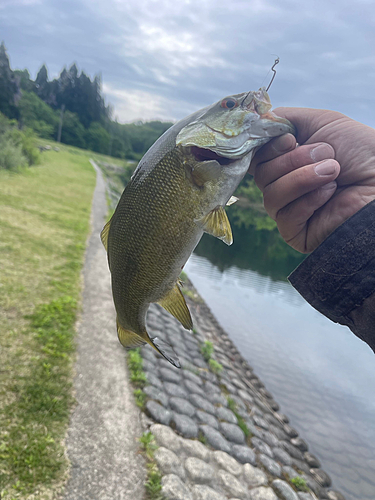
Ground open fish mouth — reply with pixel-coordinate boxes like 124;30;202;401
190;146;235;166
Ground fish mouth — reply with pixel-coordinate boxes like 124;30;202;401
190;146;235;166
259;111;296;136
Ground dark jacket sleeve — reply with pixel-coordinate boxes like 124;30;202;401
288;200;375;354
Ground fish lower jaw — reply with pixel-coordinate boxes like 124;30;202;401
189;146;237;166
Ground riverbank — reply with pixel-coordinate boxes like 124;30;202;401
134;277;345;500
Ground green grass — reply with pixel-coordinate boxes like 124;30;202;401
227;397;252;439
208;359;223;375
127;348;147;387
0;148;96;498
133;389;147;409
139;431;158;460
138;432;165;500
200;341;214;362
198;433;208;445
291;476;309;492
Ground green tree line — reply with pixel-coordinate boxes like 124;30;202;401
0;42;172;159
0;42;291;236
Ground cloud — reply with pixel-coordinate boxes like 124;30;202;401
0;0;374;126
103;83;195;122
0;0;41;8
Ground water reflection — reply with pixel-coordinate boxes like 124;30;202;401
185;235;375;500
194;220;305;281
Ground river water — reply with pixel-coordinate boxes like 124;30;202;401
185;227;375;500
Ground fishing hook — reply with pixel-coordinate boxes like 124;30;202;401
266;57;279;92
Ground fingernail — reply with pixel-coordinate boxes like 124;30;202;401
311;144;334;162
321;181;337;190
314;160;337;176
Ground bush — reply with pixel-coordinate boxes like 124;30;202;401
0;135;27;170
9;126;40;165
0;111;40;170
29;119;55;139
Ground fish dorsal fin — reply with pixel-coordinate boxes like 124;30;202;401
195;206;233;246
158;283;193;331
191;160;221;187
100;218;112;251
116;319;146;348
150;337;181;368
226;196;238;206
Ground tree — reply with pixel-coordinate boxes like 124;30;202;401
60;111;86;148
0;42;20;119
85;122;110;153
18;92;59;139
35;64;51;102
14;69;34;92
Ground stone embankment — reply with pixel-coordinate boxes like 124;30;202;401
138;286;345;500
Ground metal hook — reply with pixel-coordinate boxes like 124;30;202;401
266;57;279;92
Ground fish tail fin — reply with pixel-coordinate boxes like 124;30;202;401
116;319;147;349
148;336;181;369
116;318;181;369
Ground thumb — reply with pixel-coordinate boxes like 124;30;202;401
272;107;347;145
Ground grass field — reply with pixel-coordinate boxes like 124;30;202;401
0;146;110;499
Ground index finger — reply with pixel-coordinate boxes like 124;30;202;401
249;133;296;174
254;142;335;191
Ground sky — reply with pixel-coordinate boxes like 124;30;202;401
1;0;374;126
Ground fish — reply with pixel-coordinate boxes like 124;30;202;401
101;87;295;368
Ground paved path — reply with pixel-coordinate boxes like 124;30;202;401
63;161;146;500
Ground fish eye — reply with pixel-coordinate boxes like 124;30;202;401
221;98;238;110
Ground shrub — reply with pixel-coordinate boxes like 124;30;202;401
291;476;309;492
200;341;214;361
0;135;27;170
0;112;40;170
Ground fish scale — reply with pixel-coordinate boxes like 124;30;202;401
101;87;295;367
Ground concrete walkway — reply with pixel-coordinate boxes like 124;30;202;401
63;161;146;500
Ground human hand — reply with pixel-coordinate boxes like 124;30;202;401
250;108;375;253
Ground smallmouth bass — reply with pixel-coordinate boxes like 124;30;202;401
101;87;294;367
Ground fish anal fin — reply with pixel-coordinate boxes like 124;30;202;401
158;284;193;330
191;160;221;187
150;337;181;368
100;218;112;251
195;206;233;246
117;319;146;349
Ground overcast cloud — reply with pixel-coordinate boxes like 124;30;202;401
1;0;374;125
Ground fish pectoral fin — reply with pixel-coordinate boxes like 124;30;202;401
191;160;221;187
158;284;193;331
117;319;146;349
195;206;233;246
100;218;112;251
150;337;181;368
226;196;238;206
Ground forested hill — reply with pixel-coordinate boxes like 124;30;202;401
0;42;173;159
